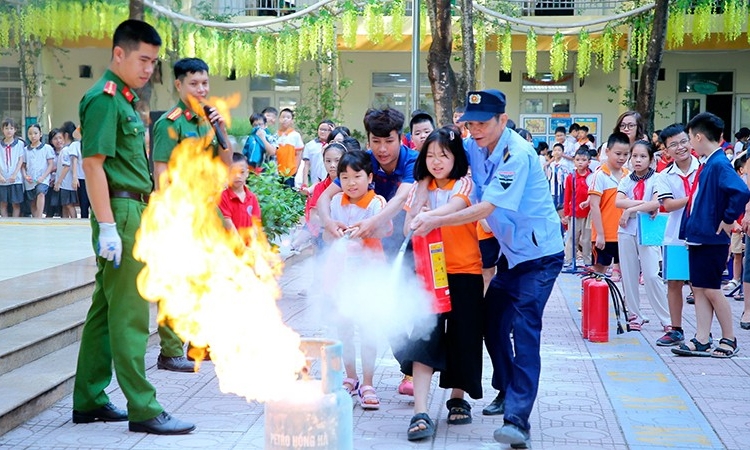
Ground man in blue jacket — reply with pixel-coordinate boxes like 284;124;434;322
410;90;564;449
673;112;750;359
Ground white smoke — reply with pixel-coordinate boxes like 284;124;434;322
306;237;436;349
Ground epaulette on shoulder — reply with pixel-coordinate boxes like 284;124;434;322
103;81;117;96
166;107;183;121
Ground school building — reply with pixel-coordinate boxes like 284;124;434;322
1;0;750;144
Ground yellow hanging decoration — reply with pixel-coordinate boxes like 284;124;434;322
692;0;713;44
525;28;537;78
723;0;744;41
341;9;358;49
285;30;301;74
232;34;251;78
390;0;406;42
496;25;512;74
576;29;591;80
549;31;568;80
629;17;650;65
308;20;321;60
0;14;10;49
320;16;336;56
419;1;428;44
666;0;687;48
474;20;486;69
70;2;84;43
598;27;619;73
364;3;385;45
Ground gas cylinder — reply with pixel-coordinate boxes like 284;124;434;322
588;279;610;343
581;277;596;339
412;228;451;313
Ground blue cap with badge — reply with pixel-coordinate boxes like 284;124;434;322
459;89;506;122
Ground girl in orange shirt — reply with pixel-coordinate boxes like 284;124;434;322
402;126;484;441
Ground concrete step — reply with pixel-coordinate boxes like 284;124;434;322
0;342;78;436
0;257;95;329
0;301;90;377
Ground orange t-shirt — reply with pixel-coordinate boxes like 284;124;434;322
589;163;628;242
276;128;303;177
405;178;482;275
476;222;494;240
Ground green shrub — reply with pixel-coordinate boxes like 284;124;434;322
245;162;305;242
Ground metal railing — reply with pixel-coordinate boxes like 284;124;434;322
217;0;627;17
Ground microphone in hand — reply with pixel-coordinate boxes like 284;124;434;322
203;105;229;150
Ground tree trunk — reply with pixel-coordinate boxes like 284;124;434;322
129;0;152;125
426;0;458;127
130;0;144;20
456;0;475;106
635;0;668;133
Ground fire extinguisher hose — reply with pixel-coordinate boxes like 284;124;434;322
582;271;630;335
399;228;415;254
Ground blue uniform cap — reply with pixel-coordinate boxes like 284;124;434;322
459;90;506;122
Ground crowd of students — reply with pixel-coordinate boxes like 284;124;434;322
538;111;750;356
0;118;90;219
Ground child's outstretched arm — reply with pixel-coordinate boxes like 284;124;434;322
350;181;413;239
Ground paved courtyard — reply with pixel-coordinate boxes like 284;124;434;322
1;219;749;449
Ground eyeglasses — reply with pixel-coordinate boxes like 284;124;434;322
666;138;690;150
619;123;637;130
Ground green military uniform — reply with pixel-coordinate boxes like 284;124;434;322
73;69;163;422
152;99;216;164
150;100;216;358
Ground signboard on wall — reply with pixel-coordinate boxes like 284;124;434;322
520;113;603;150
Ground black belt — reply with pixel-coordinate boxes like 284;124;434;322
110;190;150;203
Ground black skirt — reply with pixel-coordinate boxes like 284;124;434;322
400;273;484;399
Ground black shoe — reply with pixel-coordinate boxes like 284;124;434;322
72;402;127;423
129;411;195;435
482;393;505;416
157;354;195;372
494;422;531;449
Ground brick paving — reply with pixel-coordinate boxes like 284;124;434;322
1;231;750;449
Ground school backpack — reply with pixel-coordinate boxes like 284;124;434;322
242;127;265;167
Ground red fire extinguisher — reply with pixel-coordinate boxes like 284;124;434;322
412;228;452;313
581;277;596;339
588;279;609;342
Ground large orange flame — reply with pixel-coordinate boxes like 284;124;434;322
134;124;306;402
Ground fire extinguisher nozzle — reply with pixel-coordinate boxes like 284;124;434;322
399;229;415;254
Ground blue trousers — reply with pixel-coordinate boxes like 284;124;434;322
484;251;563;432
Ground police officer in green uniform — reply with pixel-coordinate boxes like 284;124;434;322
72;20;194;435
151;57;232;372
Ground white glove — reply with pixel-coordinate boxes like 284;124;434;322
97;222;122;268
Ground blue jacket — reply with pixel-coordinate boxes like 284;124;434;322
680;149;750;245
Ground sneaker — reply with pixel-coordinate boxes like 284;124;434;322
494;423;531;449
656;329;684;346
398;375;414;396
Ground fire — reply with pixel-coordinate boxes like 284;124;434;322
134;125;306;402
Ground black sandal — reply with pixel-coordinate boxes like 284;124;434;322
446;398;472;425
407;413;435;441
712;337;739;359
671;337;712;357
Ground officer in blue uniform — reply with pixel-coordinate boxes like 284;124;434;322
410;90;564;449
